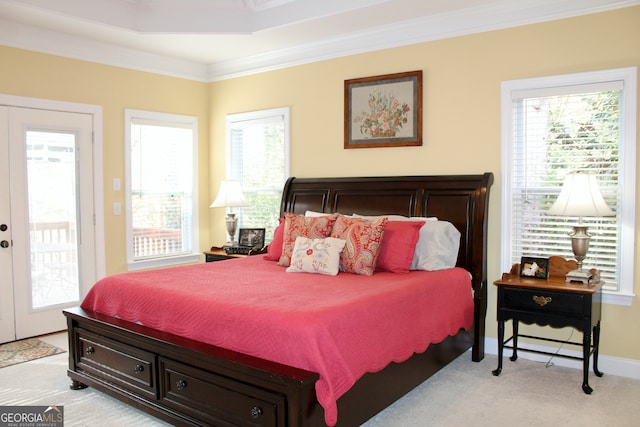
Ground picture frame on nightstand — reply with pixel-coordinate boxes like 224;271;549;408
519;256;549;279
238;228;265;249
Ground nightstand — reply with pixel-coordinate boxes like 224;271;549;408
203;246;267;262
203;247;246;262
492;256;603;394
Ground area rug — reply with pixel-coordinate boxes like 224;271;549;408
0;338;66;368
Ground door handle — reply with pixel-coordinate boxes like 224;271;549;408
0;224;7;231
0;240;9;248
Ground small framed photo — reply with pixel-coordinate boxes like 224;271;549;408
238;228;265;248
520;256;549;279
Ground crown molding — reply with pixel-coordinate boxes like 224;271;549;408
206;0;640;81
0;18;210;82
1;0;638;82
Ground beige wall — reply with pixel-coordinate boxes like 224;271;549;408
0;6;638;360
209;6;640;361
0;47;210;274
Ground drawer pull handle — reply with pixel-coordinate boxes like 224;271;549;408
533;295;552;307
176;379;187;390
250;406;263;419
133;364;144;374
85;346;95;355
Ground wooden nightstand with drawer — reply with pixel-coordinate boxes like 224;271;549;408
203;246;268;262
492;256;603;394
203;247;247;262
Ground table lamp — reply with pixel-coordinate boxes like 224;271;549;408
547;171;614;283
210;180;248;245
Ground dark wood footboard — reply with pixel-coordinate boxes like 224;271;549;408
65;307;323;426
65;307;473;427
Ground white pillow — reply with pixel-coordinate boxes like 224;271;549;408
410;220;461;271
352;213;459;271
352;213;438;222
305;210;331;217
285;237;346;276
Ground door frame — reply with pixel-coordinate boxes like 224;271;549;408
0;94;105;297
0;106;15;342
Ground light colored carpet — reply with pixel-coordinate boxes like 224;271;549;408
362;353;640;427
0;353;171;426
0;340;638;426
0;338;65;368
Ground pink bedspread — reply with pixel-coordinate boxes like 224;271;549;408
81;256;474;426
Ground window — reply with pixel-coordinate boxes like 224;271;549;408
501;67;637;305
125;109;199;270
225;107;290;241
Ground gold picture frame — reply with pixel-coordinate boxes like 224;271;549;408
344;70;422;149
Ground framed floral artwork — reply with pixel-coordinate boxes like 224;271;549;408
344;70;422;149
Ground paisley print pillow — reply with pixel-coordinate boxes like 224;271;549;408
330;215;387;276
277;212;339;267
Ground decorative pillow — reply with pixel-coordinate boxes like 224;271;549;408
304;210;330;217
375;220;425;273
410;220;461;271
278;212;339;267
330;215;387;276
285;237;346;276
265;217;285;261
352;214;460;271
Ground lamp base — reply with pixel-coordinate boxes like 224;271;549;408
566;268;592;284
225;213;239;246
567;224;592;284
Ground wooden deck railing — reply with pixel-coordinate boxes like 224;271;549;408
30;221;78;307
31;221;75;244
31;221;183;258
30;221;76;267
133;227;183;257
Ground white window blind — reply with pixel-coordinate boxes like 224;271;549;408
226;107;290;241
502;68;637;304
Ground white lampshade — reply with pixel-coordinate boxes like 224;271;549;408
547;171;614;218
210;180;248;208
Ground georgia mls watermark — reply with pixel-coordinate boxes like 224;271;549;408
0;406;63;427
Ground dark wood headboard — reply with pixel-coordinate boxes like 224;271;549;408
280;173;494;360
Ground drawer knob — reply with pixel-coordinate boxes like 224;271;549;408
250;406;263;419
176;379;187;390
85;346;95;355
133;364;144;374
532;295;552;307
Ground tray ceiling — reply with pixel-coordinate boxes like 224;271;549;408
0;0;637;81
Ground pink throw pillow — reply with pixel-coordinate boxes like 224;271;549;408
376;221;425;273
278;212;338;267
330;215;388;276
265;217;285;261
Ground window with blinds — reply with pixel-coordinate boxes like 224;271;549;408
226;107;290;242
501;68;636;303
125;109;200;270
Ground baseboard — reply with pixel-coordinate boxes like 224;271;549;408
484;337;640;380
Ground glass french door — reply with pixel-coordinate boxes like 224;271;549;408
0;105;96;342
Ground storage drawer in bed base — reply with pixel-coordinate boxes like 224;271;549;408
74;328;157;399
65;307;320;427
160;357;286;427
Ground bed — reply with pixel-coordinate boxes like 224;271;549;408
64;173;493;427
